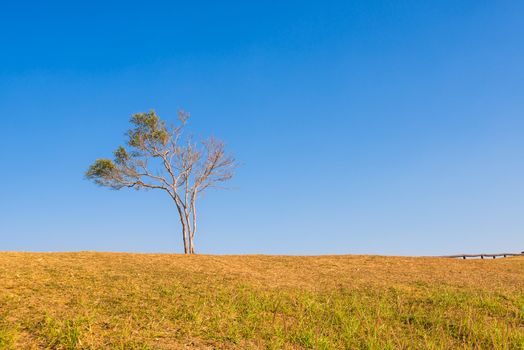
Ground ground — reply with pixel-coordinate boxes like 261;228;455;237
0;252;523;349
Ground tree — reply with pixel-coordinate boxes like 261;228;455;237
86;110;236;254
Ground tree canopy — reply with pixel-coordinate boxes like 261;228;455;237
86;110;236;254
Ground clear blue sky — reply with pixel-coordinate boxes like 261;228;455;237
1;1;523;255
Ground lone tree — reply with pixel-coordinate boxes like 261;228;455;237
86;110;236;254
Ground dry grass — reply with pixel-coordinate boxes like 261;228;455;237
0;252;523;349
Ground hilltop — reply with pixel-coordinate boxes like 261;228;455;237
0;253;523;349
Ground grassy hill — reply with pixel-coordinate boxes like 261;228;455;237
0;253;523;349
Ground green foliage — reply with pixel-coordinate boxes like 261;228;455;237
85;159;116;179
114;146;129;165
85;109;176;191
128;110;169;148
85;159;122;188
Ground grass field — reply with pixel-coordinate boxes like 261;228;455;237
0;253;523;349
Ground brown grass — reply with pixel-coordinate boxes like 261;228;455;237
0;252;523;349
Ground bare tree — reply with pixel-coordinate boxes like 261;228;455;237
86;110;236;254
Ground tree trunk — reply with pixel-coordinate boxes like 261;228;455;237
174;198;190;254
182;225;189;254
187;227;192;254
190;198;197;254
184;214;193;255
189;237;195;254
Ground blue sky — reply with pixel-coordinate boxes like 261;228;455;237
1;1;523;255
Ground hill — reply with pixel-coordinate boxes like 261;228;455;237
0;253;523;349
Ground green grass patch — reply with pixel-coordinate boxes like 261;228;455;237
0;253;523;349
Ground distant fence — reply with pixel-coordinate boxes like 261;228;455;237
442;252;524;260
